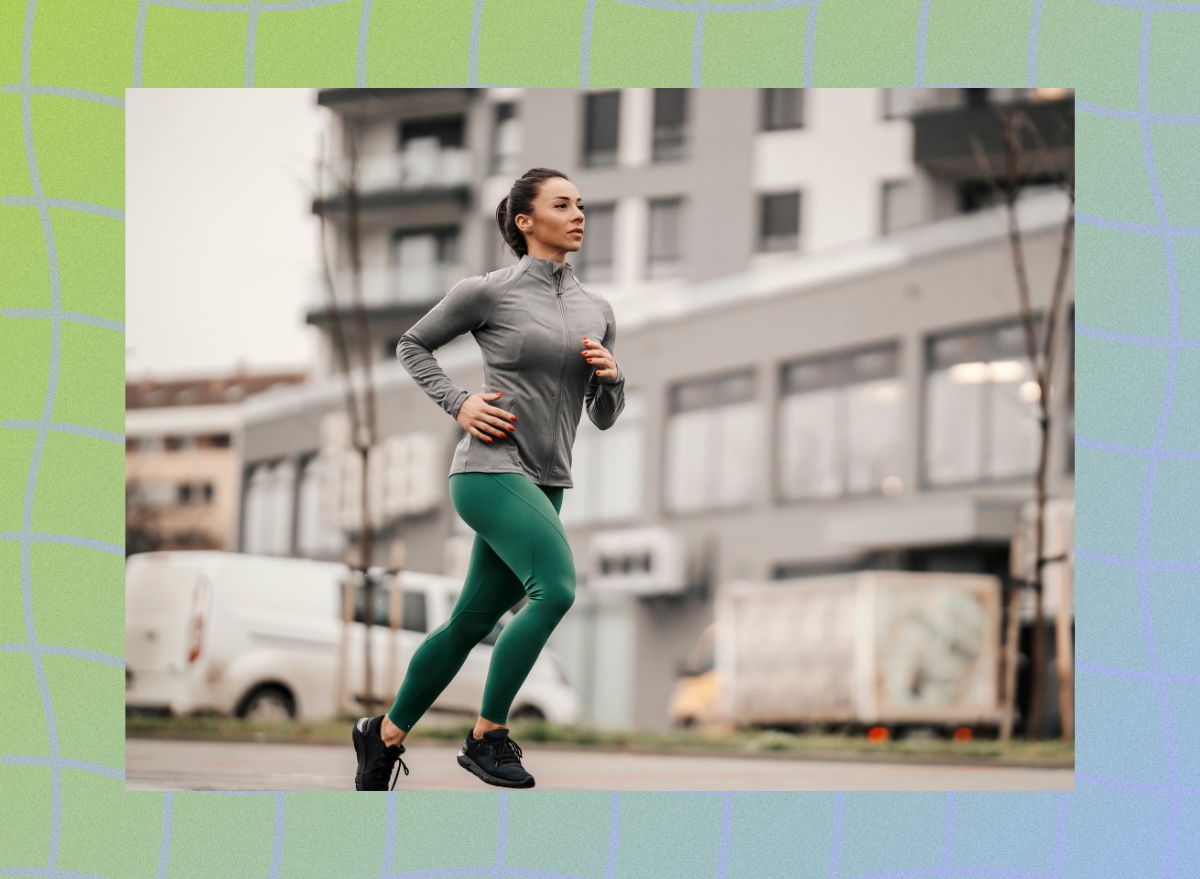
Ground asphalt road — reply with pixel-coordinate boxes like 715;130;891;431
125;737;1073;791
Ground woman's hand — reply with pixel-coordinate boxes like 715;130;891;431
456;391;517;444
582;336;619;382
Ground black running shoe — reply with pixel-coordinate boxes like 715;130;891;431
457;728;535;789
352;714;409;791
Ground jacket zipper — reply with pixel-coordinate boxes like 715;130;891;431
543;268;568;482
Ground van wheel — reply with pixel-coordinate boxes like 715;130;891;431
239;686;295;722
510;705;545;723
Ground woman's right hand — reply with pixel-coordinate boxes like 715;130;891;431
456;391;517;443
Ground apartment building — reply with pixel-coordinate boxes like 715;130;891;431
125;370;306;555
240;87;1074;731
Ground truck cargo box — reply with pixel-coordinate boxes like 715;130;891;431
716;571;1001;728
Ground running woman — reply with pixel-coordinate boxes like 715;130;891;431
353;168;626;790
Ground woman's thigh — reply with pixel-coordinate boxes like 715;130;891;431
449;532;526;620
449;473;574;600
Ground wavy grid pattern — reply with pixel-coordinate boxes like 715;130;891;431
1;0;1197;876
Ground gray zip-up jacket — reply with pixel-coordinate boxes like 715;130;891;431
396;253;626;488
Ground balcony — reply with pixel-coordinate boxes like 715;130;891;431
912;93;1073;180
307;263;464;319
314;148;472;214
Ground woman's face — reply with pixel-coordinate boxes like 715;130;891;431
517;177;585;254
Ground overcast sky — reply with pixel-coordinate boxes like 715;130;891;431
126;89;329;380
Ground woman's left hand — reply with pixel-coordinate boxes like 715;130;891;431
582;337;619;382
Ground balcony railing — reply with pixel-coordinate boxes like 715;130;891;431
310;263;465;311
912;93;1073;178
321;148;471;196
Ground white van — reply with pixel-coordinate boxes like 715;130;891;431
125;551;579;725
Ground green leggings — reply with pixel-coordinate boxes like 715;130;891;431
386;472;574;731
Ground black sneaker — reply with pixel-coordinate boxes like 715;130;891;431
352;714;409;791
457;728;535;789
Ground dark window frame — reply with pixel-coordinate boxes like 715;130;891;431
761;89;805;131
920;314;1047;490
757;191;801;253
490;101;519;176
582;91;621;169
652;88;688;162
775;342;903;504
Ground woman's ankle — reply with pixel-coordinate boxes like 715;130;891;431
472;718;507;740
381;714;407;746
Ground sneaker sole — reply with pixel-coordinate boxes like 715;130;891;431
457;754;535;789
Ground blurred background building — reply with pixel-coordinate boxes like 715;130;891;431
125;370;307;555
167;87;1073;733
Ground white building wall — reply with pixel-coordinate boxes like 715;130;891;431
753;88;914;253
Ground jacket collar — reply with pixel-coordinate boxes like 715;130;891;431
519;253;574;281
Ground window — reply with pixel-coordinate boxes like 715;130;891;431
881;180;921;236
296;455;344;558
490;102;521;175
243;460;296;555
572;202;616;282
398;116;467;187
583;91;620;168
354;581;428;633
924;318;1044;487
652;89;688;162
762;89;804;130
665;371;762;513
757;191;800;252
647;197;684;278
391;227;460;301
177;481;214;506
778;344;904;501
560;392;644;526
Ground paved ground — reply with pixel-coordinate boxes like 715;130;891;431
125;737;1073;792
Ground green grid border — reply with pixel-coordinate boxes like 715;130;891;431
3;0;1199;876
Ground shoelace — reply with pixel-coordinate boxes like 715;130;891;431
489;735;523;765
373;747;410;791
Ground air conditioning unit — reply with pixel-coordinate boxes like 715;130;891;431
588;527;688;596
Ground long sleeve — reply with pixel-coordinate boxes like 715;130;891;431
585;302;626;430
396;275;492;421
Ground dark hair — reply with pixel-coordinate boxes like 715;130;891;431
495;167;571;259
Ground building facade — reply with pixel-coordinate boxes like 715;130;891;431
241;87;1075;732
125;371;306;555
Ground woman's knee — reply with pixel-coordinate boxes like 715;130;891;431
535;572;575;618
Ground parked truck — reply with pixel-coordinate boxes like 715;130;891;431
670;570;1002;734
